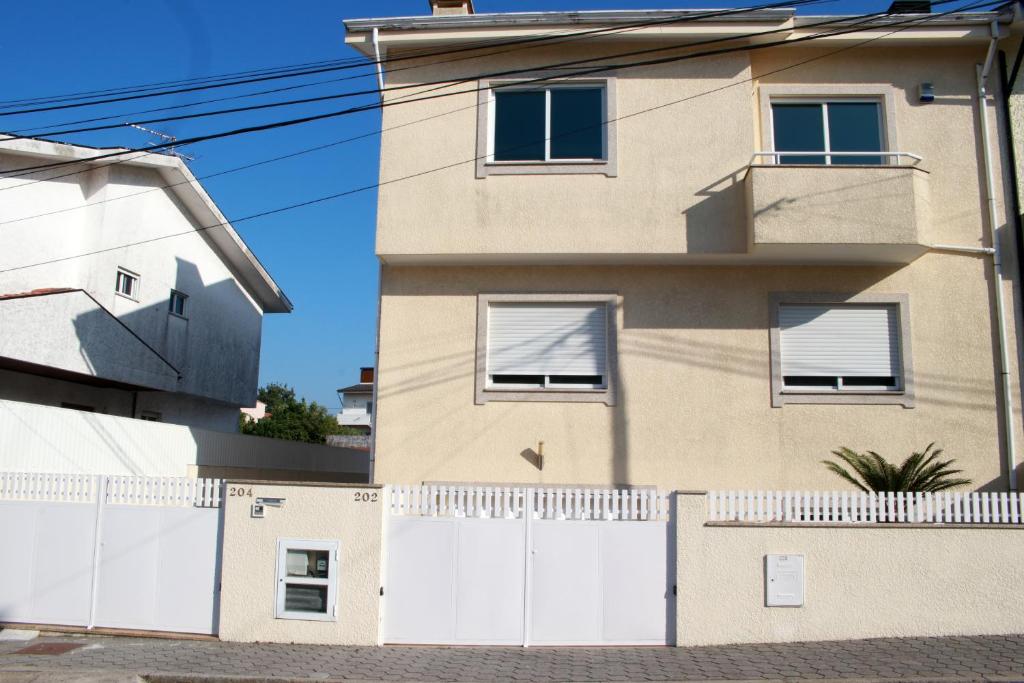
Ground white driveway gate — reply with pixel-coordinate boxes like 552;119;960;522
383;486;674;646
0;472;222;635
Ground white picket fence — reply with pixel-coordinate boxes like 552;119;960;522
0;471;223;507
389;484;670;521
708;490;1024;525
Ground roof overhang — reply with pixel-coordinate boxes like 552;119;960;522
0;289;181;392
344;6;1017;56
0;136;293;314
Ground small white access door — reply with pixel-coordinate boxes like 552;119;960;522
383;515;525;645
530;519;670;645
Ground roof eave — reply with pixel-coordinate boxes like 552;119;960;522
344;8;796;33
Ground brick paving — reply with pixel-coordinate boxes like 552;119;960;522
0;633;1023;681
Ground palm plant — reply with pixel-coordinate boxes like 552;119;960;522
822;443;971;492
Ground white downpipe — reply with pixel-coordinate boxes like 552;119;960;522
931;244;996;255
369;266;382;484
372;27;385;96
977;20;1018;491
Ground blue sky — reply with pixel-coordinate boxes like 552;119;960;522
2;0;885;411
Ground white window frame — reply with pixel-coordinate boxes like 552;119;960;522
475;293;618;406
769;293;914;408
768;98;887;165
476;76;618;178
115;268;140;300
275;538;339;622
168;290;188;318
757;85;900;166
779;303;903;393
486;83;608;164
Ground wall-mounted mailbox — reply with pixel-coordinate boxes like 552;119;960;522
766;554;804;607
252;497;286;519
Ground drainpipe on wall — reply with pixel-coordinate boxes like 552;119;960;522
977;19;1019;491
372;27;385;95
368;267;382;485
367;27;385;484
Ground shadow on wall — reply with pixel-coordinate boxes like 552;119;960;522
681;166;749;254
378;262;1018;489
71;256;262;413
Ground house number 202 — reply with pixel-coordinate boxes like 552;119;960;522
354;492;378;502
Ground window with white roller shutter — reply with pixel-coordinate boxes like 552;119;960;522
486;302;608;390
779;303;902;392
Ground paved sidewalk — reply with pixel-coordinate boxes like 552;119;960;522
1;633;1023;682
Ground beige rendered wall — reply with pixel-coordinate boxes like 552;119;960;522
218;482;384;645
374;258;1022;491
375;44;1005;260
675;493;1024;646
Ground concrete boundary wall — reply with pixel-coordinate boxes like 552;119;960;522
675;493;1024;647
218;481;384;646
0;398;368;481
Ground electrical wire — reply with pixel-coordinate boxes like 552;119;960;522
0;0;833;118
2;0;995;180
8;0;831;138
21;6;848;141
0;0;1001;275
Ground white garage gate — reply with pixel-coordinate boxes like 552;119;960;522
382;485;674;646
0;472;223;635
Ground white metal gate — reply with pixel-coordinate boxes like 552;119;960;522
0;472;223;635
383;486;674;646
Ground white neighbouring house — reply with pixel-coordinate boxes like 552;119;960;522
0;135;293;433
336;367;373;434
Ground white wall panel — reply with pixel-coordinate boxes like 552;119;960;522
383;517;457;643
0;501;95;627
530;521;602;645
453;518;524;644
94;506;220;634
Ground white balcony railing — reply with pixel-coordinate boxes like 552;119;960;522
751;151;922;166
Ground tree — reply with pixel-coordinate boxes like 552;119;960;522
240;383;361;444
821;443;971;493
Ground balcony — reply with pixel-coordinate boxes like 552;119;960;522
745;152;931;264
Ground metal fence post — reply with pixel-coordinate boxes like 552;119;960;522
522;488;534;647
86;474;108;629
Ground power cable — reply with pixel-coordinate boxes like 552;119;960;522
3;0;993;181
8;0;830;138
0;1;833;118
0;0;999;275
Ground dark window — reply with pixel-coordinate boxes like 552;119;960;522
493;86;605;162
490;374;545;386
548;375;604;385
783;376;837;388
550;88;604;160
841;376;898;387
827;102;883;165
168;290;188;317
772;104;826;165
115;269;138;298
493;90;545;161
772;101;883;165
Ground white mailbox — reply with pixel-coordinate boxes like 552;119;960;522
766;554;805;607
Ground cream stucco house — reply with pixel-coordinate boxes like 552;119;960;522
346;1;1024;492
